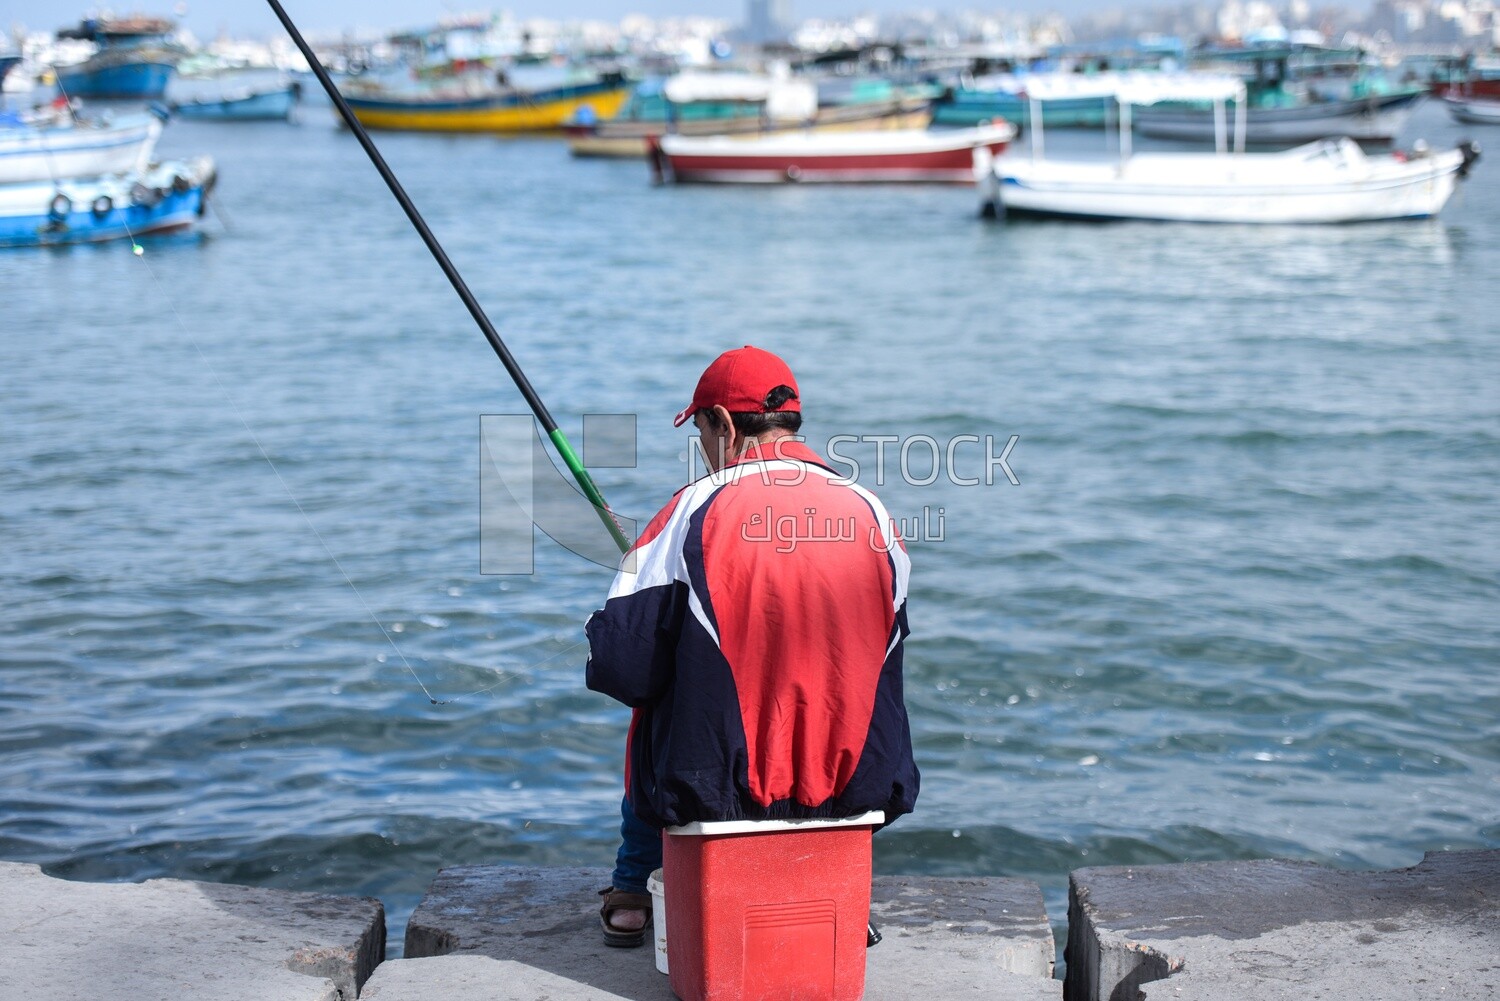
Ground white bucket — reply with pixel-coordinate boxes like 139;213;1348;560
647;868;668;974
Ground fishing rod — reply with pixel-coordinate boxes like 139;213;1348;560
264;0;632;557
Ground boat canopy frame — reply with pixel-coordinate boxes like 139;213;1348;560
1022;72;1249;161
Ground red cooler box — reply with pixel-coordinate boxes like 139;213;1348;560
662;811;884;1001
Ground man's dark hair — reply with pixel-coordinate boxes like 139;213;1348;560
731;385;801;436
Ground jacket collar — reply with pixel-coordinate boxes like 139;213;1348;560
726;438;834;474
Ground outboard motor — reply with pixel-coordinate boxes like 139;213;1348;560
646;136;668;186
1458;139;1482;178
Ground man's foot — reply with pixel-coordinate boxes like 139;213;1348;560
598;887;652;948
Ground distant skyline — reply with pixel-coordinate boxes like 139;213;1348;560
10;0;1372;40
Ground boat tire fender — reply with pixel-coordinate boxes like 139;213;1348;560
48;193;72;223
786;164;802;182
131;182;163;208
91;195;112;219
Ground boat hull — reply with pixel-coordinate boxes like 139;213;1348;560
1439;80;1500;100
0;156;214;247
56;59;176;100
344;80;631;132
0;113;164;184
660;123;1017;184
933;92;1109;127
1444;97;1500;125
174;87;298;121
1134;92;1424;144
992;142;1468;223
570;103;932;159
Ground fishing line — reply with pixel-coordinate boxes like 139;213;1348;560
122;245;448;702
66;9;634;705
120;242;564;706
48;63;554;706
264;0;633;556
443;636;590;703
41;72;79;192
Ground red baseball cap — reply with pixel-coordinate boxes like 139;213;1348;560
673;346;801;427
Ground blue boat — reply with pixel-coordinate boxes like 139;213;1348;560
0;156;215;247
55;16;183;100
173;84;300;121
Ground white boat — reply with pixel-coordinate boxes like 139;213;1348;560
978;75;1480;223
0;107;166;184
654;121;1018;184
1444;96;1500;125
1134;91;1424;144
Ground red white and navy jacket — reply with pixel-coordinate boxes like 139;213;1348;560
586;439;919;829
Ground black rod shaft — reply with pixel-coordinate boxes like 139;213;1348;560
265;0;559;433
264;1;631;554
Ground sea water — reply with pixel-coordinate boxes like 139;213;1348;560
1;100;1496;957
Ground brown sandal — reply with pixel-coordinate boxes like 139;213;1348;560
598;886;652;948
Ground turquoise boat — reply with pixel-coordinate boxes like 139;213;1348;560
933;85;1113;128
935;40;1184;128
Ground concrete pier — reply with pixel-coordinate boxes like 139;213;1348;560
0;861;385;1000
1065;849;1500;1001
364;865;1061;999
5;850;1495;999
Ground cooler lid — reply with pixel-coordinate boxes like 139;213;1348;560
666;811;885;837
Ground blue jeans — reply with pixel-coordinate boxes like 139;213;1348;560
611;794;662;894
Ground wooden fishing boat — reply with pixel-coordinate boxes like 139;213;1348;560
1432;57;1500;100
572;99;933;159
0;107;166;184
653;121;1017;185
567;72;930;158
1444;96;1500;125
565;73;780;158
343;76;631;132
0;156;215;247
172;84;300;121
54;16;184;100
933;75;1112;128
978;76;1480;223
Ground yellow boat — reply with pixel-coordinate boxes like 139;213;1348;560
344;77;632;133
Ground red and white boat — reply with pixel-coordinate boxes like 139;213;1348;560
651;121;1017;184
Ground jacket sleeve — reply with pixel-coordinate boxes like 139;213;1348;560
584;492;690;708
